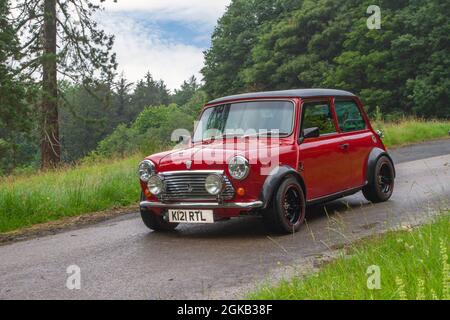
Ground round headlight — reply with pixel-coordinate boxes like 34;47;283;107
205;174;224;196
138;160;155;182
148;175;164;195
228;156;250;180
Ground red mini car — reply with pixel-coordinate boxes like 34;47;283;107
138;89;395;233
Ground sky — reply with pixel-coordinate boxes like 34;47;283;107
98;0;231;92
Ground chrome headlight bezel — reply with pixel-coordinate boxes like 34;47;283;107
205;174;225;196
138;160;156;182
147;175;164;195
228;156;250;180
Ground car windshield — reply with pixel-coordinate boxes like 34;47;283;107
193;100;295;142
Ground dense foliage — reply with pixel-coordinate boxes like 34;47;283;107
0;67;201;174
202;0;450;118
59;72;187;162
93;90;207;158
0;0;36;174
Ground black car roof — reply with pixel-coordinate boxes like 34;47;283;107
207;89;356;105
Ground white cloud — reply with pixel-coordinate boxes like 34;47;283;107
102;0;230;27
99;14;206;91
96;1;231;91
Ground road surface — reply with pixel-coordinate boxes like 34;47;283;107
0;139;449;300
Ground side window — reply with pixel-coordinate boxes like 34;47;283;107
302;101;336;136
334;100;366;132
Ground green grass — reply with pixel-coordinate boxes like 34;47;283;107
0;119;449;233
0;155;142;232
373;118;450;148
249;214;450;300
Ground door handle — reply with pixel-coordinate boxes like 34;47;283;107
339;143;350;150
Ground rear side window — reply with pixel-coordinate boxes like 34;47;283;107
302;101;336;135
334;100;366;132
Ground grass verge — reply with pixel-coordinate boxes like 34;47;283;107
249;213;449;300
0;155;141;233
373;118;450;148
0;119;449;233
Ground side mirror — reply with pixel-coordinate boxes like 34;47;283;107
178;135;191;145
303;127;320;139
375;130;384;139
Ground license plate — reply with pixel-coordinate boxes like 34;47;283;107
168;209;214;224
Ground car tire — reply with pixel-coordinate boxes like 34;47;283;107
263;176;306;234
140;210;179;232
140;193;178;232
362;156;395;203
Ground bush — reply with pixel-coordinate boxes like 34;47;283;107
93;91;207;158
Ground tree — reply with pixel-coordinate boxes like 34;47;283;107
58;72;194;163
202;0;290;99
59;81;115;161
325;0;450;116
179;90;208;115
113;73;133;124
241;0;345;91
0;0;35;174
202;0;450;118
14;0;117;169
128;72;170;121
172;75;200;106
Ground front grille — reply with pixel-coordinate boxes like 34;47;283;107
160;172;235;202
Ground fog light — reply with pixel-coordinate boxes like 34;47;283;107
205;174;224;196
148;175;164;195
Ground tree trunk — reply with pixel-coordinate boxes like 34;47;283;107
41;0;60;169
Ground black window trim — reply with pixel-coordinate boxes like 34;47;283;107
333;98;368;133
299;99;339;142
194;99;297;143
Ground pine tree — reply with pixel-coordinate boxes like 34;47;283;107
172;76;200;106
14;0;117;168
0;0;34;173
114;73;133;123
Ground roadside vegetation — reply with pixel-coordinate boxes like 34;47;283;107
373;118;450;148
0;156;143;233
249;213;450;300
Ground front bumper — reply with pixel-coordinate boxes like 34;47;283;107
140;201;263;210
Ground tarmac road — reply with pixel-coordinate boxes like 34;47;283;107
0;139;449;300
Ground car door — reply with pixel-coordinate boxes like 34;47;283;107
298;99;352;201
333;98;374;188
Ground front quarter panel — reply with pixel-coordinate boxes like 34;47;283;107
259;166;306;209
365;147;396;184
